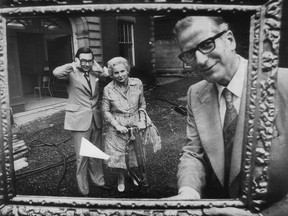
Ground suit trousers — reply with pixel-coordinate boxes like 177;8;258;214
72;119;105;195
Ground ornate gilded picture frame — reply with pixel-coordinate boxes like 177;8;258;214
0;0;284;215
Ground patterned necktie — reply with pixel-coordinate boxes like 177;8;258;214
222;88;238;194
84;72;92;94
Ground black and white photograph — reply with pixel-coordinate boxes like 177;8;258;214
0;0;288;215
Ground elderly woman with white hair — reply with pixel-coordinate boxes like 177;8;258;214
102;56;146;192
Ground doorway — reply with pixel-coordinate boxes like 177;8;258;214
7;17;73;113
47;35;73;98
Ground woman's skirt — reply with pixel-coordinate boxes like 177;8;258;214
104;113;139;169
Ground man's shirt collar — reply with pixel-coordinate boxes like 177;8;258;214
217;55;247;101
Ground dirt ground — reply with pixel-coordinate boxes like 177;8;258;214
16;76;200;198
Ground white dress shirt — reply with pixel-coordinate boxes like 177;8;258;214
178;55;248;198
216;56;247;127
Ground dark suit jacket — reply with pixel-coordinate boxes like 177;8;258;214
177;65;288;215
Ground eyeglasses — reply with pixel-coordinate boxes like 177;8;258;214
80;59;94;65
178;30;228;64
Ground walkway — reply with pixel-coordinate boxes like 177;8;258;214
13;95;67;128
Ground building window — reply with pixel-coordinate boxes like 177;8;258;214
118;21;135;66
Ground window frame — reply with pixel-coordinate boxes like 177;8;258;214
118;19;135;66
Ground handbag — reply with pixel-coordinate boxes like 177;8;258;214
139;108;161;153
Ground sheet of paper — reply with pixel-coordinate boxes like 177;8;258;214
79;137;110;160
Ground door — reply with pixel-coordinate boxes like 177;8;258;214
7;31;25;113
17;32;46;95
47;35;73;98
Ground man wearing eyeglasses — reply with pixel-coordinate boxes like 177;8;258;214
170;16;288;216
53;47;110;196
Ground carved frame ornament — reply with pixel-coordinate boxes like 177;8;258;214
0;0;284;215
241;0;283;212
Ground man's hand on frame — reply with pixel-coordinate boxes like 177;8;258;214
164;188;200;200
203;207;261;216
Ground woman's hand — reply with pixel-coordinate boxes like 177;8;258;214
116;125;128;134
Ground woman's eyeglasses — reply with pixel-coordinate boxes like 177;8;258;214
178;30;228;64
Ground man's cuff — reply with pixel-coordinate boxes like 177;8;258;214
178;186;201;199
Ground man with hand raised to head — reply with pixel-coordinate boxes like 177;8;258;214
53;47;110;196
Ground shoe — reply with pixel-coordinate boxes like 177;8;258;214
132;178;139;186
128;172;139;186
79;192;89;197
118;183;125;192
118;178;125;192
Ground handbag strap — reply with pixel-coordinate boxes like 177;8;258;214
138;108;148;127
